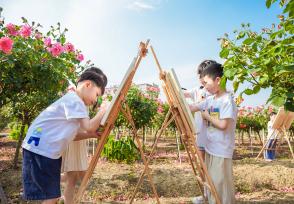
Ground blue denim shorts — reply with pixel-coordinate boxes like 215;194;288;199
22;149;62;200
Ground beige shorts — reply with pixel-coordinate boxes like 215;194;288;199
205;152;235;204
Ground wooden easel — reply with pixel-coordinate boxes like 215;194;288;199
129;46;221;204
256;108;294;160
74;40;162;203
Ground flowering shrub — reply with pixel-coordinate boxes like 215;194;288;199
0;17;90;107
237;105;276;134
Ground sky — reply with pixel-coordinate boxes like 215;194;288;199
1;0;283;106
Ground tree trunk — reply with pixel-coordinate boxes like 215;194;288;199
256;131;263;145
142;126;145;151
13;114;27;169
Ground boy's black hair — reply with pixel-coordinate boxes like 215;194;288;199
78;70;106;94
200;62;223;80
84;67;108;87
197;60;217;75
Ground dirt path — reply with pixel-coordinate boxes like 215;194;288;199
1;136;294;203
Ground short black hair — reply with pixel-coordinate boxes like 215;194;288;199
78;71;106;94
200;62;223;80
197;60;217;75
84;67;107;87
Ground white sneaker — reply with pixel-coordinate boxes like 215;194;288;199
192;196;204;204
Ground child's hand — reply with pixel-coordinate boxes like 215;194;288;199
87;130;102;139
201;110;210;121
99;100;110;114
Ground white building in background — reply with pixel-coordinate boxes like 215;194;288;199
105;83;160;96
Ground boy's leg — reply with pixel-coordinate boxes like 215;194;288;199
268;139;274;160
205;152;235;204
42;198;59;204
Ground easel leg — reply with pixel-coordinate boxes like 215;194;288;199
120;105;161;203
129;109;174;202
74;126;112;203
282;127;294;159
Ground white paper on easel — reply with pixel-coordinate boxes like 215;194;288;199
101;57;138;126
167;69;197;135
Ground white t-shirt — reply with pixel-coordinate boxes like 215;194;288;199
22;92;89;159
196;92;237;158
267;121;278;140
186;87;210;148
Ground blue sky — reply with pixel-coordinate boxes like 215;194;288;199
1;0;283;106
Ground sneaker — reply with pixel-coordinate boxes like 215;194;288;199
192;196;204;204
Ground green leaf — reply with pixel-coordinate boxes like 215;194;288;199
233;81;239;93
271;96;286;106
224;68;237;79
243;38;254;45
252;85;260;94
220;76;227;90
237;31;245;39
284;65;294;72
220;48;229;59
266;0;277;8
244;88;254;95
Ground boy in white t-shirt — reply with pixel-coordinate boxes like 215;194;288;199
190;62;237;204
22;70;108;204
61;67;108;204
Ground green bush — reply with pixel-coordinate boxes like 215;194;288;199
102;135;140;164
8;123;28;140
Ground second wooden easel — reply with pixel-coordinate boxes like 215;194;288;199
129;46;221;204
256;107;294;160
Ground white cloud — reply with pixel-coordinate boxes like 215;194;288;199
127;1;155;12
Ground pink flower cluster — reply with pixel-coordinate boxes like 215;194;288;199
2;22;85;62
147;86;160;92
44;37;83;61
0;37;13;54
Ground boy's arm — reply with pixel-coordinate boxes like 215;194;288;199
183;90;193;99
79;101;109;132
201;110;231;130
74;130;102;141
189;99;206;112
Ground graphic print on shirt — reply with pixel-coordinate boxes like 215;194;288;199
27;127;43;146
208;106;220;132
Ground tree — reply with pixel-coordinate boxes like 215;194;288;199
219;0;294;111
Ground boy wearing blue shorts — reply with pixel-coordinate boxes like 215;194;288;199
22;70;108;204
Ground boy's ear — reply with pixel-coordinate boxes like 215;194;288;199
216;77;221;84
85;80;92;88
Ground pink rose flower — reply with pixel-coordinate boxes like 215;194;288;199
35;32;42;39
20;25;32;38
6;23;18;36
64;42;75;52
157;106;163;114
44;37;52;47
49;42;64;57
76;53;84;62
0;37;14;54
